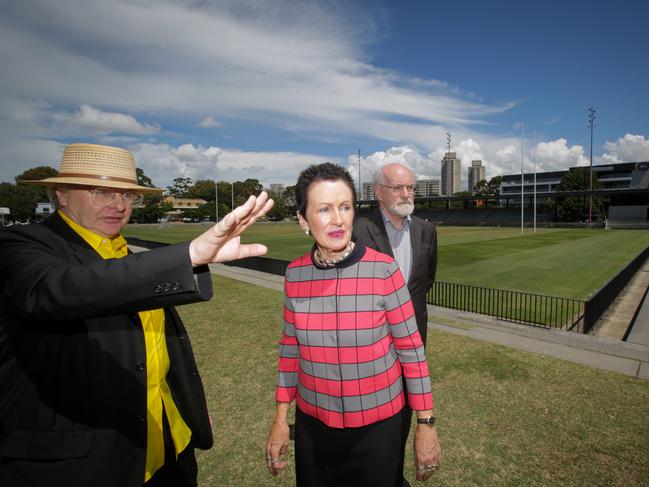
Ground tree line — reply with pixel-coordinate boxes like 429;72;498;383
0;166;603;224
0;166;296;223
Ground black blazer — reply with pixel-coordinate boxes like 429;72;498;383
0;212;213;487
353;209;437;345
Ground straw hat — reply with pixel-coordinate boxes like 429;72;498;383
20;143;162;193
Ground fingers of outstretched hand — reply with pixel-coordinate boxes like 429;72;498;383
236;243;269;260
217;193;274;238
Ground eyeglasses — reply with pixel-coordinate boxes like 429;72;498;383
89;188;144;208
380;183;415;194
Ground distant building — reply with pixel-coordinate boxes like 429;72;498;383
415;178;440;197
269;183;286;194
441;152;461;195
499;161;649;196
163;196;207;209
35;202;54;221
162;196;207;221
468;160;486;194
362;182;375;200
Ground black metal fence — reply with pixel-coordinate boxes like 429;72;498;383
129;236;649;335
428;282;586;332
583;245;649;333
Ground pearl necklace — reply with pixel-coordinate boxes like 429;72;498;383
315;241;354;267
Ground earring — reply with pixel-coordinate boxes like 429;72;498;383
305;229;310;235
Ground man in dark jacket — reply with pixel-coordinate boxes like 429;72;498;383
353;162;439;486
0;143;273;487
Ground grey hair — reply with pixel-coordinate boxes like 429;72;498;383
47;187;62;209
47;184;73;209
372;164;416;186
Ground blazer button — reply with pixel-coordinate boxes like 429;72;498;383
136;362;145;372
137;415;145;423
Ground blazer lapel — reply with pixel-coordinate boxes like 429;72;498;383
369;209;394;258
407;218;423;286
43;211;102;258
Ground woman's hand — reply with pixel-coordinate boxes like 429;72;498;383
265;420;290;476
414;424;441;481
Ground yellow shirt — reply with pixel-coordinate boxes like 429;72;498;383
58;210;192;482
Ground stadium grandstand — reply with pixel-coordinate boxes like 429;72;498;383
357;161;649;227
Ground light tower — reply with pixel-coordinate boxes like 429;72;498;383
587;107;596;224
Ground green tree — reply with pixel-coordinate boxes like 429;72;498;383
234;179;263;207
166;177;193;197
474;178;489;195
475;176;503;197
187;179;216;202
451;191;473;209
487;175;503;195
130;201;173;223
15;166;59;182
181;203;214;221
0;182;40;221
15;166;59;203
282;185;297;215
555;167;603;222
130;167;165;223
265;190;287;221
136;168;155;188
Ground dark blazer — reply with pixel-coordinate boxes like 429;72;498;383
353;209;437;345
0;212;213;487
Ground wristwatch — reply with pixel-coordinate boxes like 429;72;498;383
416;416;437;426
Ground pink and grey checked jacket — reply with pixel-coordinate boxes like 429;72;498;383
275;241;432;429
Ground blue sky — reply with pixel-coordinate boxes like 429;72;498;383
1;0;647;190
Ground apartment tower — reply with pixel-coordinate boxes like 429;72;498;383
441;152;461;195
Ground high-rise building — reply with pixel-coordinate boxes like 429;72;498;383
361;182;375;200
441;152;461;195
415;179;440;197
269;183;286;194
468;160;486;194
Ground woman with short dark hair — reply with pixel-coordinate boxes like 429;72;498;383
266;163;441;486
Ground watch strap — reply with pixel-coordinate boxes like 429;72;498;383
416;416;436;426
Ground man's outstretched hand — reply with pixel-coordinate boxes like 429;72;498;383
189;192;274;266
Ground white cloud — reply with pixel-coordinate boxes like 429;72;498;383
352;146;438;186
198;116;222;128
0;0;511;148
131;142;331;190
601;134;649;163
0;1;643;191
52;105;160;135
532;138;588;170
348;136;597;192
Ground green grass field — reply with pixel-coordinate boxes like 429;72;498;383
182;275;649;487
125;222;648;300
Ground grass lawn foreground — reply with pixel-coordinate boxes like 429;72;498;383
183;275;649;487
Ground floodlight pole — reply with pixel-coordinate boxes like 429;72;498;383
587;107;596;224
215;164;219;222
533;132;537;234
231;182;234;210
358;149;362;199
521;122;524;236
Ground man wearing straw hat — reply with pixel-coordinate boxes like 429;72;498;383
0;143;273;487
